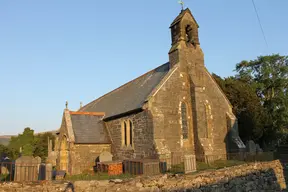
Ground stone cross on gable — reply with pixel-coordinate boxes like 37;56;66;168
178;0;184;10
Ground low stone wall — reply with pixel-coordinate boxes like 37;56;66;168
0;160;286;192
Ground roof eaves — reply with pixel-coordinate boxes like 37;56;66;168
70;111;105;116
103;108;143;122
74;142;111;145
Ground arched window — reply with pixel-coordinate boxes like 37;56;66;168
121;120;133;147
185;25;193;44
181;102;188;139
121;121;127;147
129;120;133;146
124;121;127;146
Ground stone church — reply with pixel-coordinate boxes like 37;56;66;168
53;8;245;175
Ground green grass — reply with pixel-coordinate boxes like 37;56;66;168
0;174;9;181
197;160;246;171
65;172;134;181
165;160;246;174
169;163;185;174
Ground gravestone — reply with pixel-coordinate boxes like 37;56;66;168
246;140;256;155
99;151;113;162
38;164;46;180
46;151;57;166
184;154;196;174
45;163;52;181
256;144;263;154
14;156;41;182
0;165;9;175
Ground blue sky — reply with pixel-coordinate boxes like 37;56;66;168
0;0;287;135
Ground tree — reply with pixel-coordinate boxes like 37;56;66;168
7;127;55;161
212;74;267;143
34;132;55;161
235;54;288;144
0;144;18;160
8;127;35;154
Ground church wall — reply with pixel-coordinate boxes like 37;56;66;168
105;110;155;160
180;43;232;156
166;10;237;158
55;113;72;174
70;144;111;175
148;67;195;157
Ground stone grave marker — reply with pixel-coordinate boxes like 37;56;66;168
246;140;256;155
184;154;196;174
45;163;52;181
256;144;263;154
14;156;41;182
99;151;113;162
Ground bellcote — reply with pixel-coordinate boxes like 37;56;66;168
170;8;200;47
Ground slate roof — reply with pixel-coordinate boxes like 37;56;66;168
70;114;110;144
79;62;170;120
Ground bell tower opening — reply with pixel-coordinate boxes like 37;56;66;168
185;25;193;44
169;8;200;68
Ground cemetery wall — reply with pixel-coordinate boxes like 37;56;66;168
0;160;286;192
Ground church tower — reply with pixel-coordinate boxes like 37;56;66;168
168;8;245;158
168;8;205;87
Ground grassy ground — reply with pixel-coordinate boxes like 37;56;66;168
197;160;246;171
65;172;133;181
166;160;246;174
0;174;9;181
65;160;248;181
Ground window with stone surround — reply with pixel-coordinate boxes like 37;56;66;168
121;120;133;148
121;121;127;146
181;102;188;139
129;120;133;146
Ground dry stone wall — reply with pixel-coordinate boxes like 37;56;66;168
0;160;286;192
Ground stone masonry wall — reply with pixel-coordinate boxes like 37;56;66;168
148;66;195;157
168;11;237;157
105;110;155;160
0;160;285;192
182;43;231;156
70;144;111;175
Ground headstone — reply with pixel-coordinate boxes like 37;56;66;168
0;165;9;175
45;163;52;181
55;170;66;180
99;151;113;162
184;154;196;174
46;151;57;167
38;164;46;180
246;140;256;155
14;156;41;182
256;144;263;154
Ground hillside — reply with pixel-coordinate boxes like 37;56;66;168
0;136;12;146
0;130;58;146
